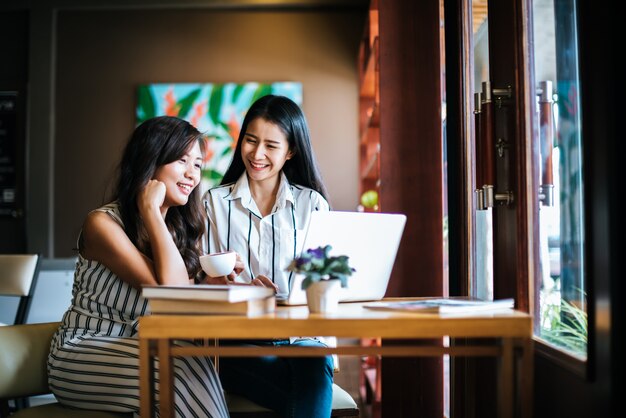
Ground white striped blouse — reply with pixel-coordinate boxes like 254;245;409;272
203;172;330;299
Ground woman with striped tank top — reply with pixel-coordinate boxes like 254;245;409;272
47;116;229;417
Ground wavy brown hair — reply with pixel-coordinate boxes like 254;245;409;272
111;116;206;279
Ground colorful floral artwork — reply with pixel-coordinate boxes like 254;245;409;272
136;82;302;191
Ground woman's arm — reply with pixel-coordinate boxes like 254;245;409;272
81;180;191;289
139;180;189;285
81;211;165;289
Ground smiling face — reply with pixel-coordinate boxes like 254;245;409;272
153;141;203;208
241;117;293;186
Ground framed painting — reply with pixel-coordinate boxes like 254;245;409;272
136;82;302;191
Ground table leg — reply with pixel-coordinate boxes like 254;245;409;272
139;338;153;418
158;339;174;418
497;338;514;418
517;337;534;418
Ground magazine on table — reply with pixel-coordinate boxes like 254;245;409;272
363;297;515;314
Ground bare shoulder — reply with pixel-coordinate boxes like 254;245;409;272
81;209;127;248
83;210;122;233
80;208;137;264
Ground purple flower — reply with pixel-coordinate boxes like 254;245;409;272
287;245;355;289
307;247;326;259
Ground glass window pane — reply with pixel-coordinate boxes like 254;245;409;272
534;0;586;358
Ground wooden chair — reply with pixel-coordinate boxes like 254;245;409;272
0;254;41;326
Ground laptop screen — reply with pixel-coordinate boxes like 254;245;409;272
280;211;407;305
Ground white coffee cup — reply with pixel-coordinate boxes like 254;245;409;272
200;251;237;277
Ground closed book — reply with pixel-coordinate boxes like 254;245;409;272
149;295;276;316
364;298;514;314
142;284;274;303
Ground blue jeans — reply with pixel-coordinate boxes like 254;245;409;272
218;339;334;418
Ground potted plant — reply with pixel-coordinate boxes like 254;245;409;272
287;245;355;313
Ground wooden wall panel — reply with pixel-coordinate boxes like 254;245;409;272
378;0;444;416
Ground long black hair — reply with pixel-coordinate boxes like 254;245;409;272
111;116;206;278
220;95;328;200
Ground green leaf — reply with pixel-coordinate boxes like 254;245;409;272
212;134;231;142
250;84;272;106
232;84;245;103
301;277;314;290
208;85;225;125
220;146;233;158
218;121;230;133
202;169;224;181
177;88;202;119
136;85;156;123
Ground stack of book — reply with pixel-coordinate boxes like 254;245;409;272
142;284;276;316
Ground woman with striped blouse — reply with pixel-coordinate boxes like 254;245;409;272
48;116;229;417
203;95;334;418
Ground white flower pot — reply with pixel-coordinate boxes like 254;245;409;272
305;280;340;313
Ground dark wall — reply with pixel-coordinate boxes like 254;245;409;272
0;11;28;85
54;8;364;256
0;11;28;252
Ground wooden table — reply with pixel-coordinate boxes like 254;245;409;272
139;301;532;418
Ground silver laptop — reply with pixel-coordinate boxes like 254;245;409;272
279;211;407;305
